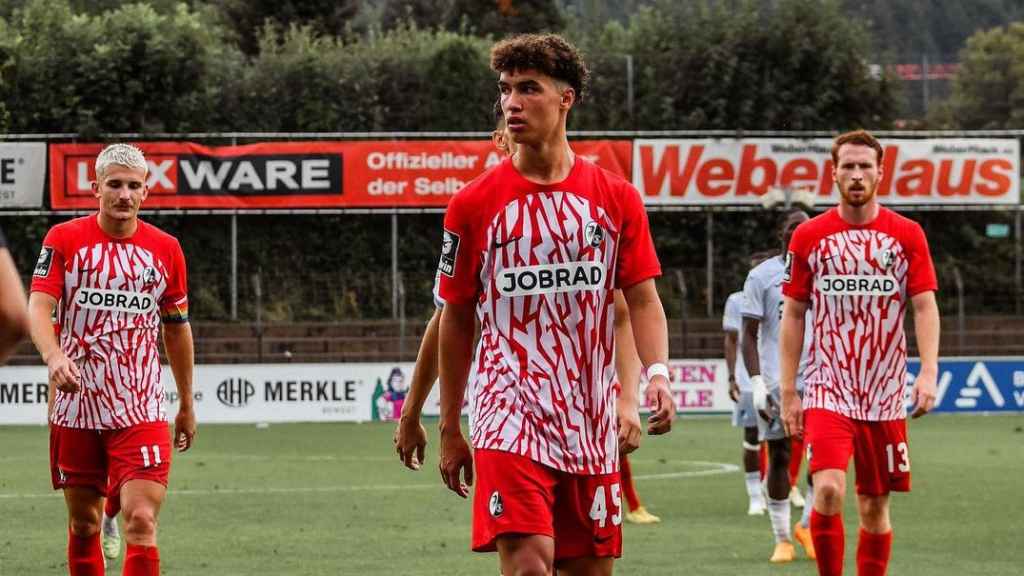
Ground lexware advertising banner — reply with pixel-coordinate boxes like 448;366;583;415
49;140;631;209
633;138;1020;205
0;142;47;208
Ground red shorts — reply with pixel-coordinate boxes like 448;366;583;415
50;421;172;499
472;449;622;561
804;409;910;496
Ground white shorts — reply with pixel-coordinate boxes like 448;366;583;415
732;391;757;428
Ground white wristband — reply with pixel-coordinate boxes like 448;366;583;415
645;362;670;383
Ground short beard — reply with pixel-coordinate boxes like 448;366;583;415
841;185;874;207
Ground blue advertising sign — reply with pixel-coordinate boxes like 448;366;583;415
907;357;1024;413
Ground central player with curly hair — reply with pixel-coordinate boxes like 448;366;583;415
437;33;676;576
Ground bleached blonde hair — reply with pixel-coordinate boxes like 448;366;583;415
95;143;147;179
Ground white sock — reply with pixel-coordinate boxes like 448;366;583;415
767;498;792;543
800;485;814;528
745;472;764;505
102;514;118;535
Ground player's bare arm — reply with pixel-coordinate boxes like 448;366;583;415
613;291;642;454
622;278;675;435
778;296;808;437
163;321;196;451
723;329;740;402
910;290;941;418
437;300;475;497
395;308;441;470
0;248;28;363
741;316;772;420
28;292;81;393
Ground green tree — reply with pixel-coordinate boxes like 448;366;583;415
211;0;361;54
236;24;494;132
945;22;1024;129
839;0;1024;60
446;0;566;37
381;0;453;31
0;0;243;134
0;18;10;132
624;0;896;131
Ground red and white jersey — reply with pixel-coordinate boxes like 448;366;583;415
31;215;189;430
782;207;937;421
439;157;661;475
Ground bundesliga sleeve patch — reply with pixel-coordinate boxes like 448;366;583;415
783;250;794;283
438;229;460;277
33;246;54;277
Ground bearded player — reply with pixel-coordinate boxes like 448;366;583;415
780;129;940;576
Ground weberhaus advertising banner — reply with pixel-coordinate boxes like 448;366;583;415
633;138;1020;205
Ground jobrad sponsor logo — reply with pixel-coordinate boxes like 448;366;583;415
75;288;156;314
818;275;897;296
497;262;606;297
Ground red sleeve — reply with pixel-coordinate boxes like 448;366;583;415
159;239;189;323
438;193;482;305
29;227;65;300
615;183;661;289
904;221;938;296
781;223;813;302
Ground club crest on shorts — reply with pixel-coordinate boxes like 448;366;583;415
34;246;54;277
488;490;504;518
584;221;604;248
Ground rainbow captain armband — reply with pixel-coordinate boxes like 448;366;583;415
160;297;189;323
645;362;670;383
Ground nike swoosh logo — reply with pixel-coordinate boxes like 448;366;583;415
493;237;521;248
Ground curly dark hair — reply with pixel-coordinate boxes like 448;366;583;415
490;33;589;103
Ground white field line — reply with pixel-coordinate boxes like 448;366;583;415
0;460;738;500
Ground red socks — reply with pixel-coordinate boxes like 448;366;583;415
104;494;120;518
619;455;642;512
856;528;892;576
68;530;104;576
124;544;160;576
810;509;845;575
789;436;805;485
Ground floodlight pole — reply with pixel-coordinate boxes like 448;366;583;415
706;211;714;317
231;213;238;321
625;54;634;127
1017;208;1022;315
392;212;399;319
952;266;965;354
230;135;239;322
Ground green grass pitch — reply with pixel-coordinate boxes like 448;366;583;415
1;414;1021;575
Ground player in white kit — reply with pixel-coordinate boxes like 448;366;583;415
742;210;815;563
723;289;764;516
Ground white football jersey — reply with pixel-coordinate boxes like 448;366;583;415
741;255;812;388
722;291;751;392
